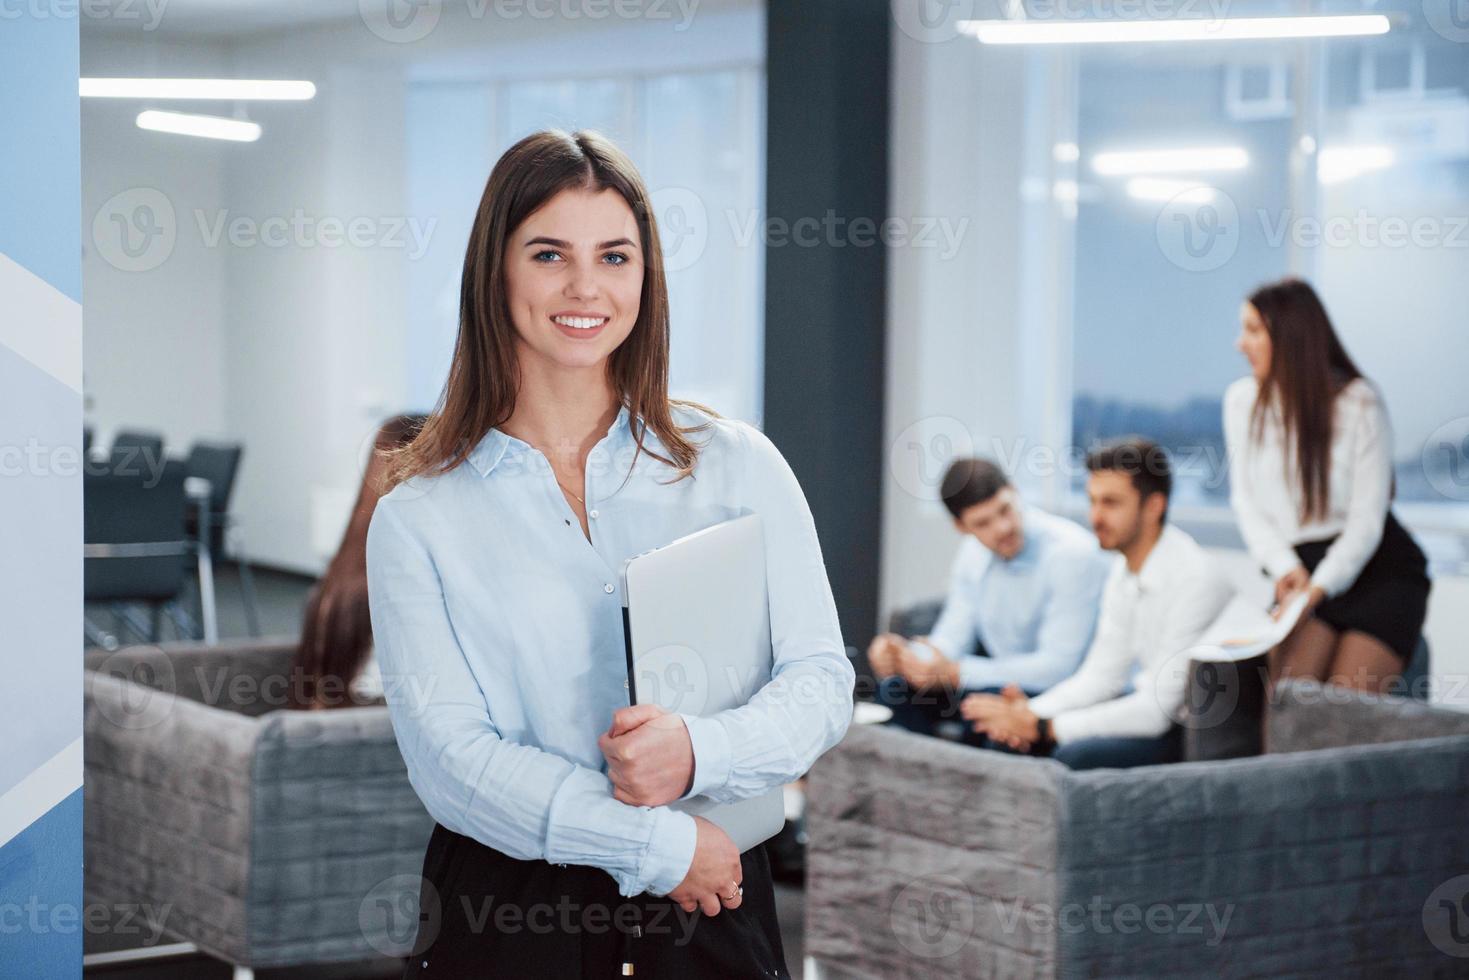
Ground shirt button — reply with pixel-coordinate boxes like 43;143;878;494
590;509;599;519
604;583;615;594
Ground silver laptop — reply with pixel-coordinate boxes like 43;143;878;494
619;513;785;852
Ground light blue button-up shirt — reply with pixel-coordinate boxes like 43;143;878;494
365;402;854;898
926;507;1111;693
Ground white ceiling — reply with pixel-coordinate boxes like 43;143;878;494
85;0;365;37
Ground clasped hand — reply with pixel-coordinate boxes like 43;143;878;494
599;704;742;916
960;683;1040;751
598;703;694;807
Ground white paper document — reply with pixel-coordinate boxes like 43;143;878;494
1190;592;1311;662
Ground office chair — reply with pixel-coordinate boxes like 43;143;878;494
107;429;166;478
84;458;196;649
184;441;260;637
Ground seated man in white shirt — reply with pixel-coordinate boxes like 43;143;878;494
962;438;1233;770
867;457;1111;745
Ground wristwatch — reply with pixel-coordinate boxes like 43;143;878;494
1035;716;1054;753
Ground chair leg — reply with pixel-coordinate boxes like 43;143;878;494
112;603;156;644
230;525;262;637
164;599;201;642
195;534;218;646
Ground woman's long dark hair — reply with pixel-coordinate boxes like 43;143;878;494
381;129;714;494
1246;277;1364;522
292;414;426;709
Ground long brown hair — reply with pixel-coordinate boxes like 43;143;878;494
293;414;426;709
1246;277;1364;522
382;129;713;494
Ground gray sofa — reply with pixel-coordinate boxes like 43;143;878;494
805;678;1469;978
84;638;434;977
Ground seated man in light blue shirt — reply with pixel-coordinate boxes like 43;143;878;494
868;457;1111;744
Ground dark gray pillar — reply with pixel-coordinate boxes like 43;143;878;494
764;0;889;654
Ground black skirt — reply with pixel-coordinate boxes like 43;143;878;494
1293;513;1430;663
402;823;790;979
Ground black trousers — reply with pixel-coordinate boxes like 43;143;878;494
404;823;789;979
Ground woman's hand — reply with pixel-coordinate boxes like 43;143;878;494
1273;565;1311;610
598;704;695;807
667;816;743;916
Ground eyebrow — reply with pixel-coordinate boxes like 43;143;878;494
524;236;635;250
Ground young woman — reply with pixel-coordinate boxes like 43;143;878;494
1224;277;1430;693
365;129;853;978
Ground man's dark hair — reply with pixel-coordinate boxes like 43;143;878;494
939;458;1011;519
1085;437;1172;524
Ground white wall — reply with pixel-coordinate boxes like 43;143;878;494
81;35;231;453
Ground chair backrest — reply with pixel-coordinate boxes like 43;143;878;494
184;441;243;514
84;458;189;601
109;429;165;457
887;598;944;639
107;430;166;480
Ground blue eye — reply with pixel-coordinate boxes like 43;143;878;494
533;250;562;263
604;252;628;266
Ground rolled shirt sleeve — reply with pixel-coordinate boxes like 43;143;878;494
677;422;855;804
367;499;698;897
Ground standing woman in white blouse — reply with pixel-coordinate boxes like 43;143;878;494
365;130;854;978
1224;277;1430;693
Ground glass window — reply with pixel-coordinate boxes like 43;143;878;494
1047;3;1469;567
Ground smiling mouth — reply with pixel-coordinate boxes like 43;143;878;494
551;314;609;331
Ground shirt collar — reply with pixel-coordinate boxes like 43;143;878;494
467;402;633;478
1003;507;1046;568
1132;524;1179;592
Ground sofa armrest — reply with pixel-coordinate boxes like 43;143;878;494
84;669;263;965
806;723;1064;978
85;636;300;715
245;707;434;966
1267;677;1469;753
1057;736;1469;977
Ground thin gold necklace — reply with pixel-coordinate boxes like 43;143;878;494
554;474;585;505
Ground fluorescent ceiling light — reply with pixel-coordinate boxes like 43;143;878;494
1126;178;1217;203
1317;145;1395;184
136;110;262;142
958;14;1390;45
82;78;316;100
1093;146;1248;176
